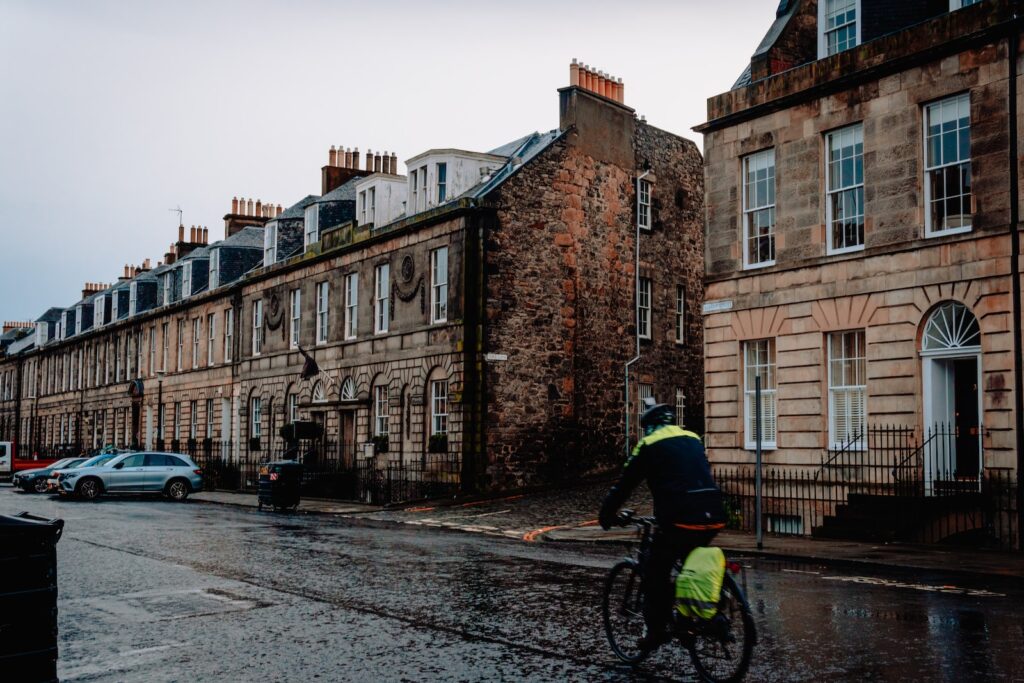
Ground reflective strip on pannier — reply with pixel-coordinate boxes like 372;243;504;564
675;546;726;620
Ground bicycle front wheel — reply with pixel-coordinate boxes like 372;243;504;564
686;571;756;682
602;560;649;665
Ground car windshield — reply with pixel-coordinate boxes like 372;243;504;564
47;458;73;469
63;458;88;468
74;454;118;469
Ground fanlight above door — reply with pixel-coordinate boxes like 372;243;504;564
921;302;980;352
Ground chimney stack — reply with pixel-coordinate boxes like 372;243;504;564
569;60;625;104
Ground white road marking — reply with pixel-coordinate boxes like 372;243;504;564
820;575;1005;597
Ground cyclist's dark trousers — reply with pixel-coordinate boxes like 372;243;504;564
644;527;717;635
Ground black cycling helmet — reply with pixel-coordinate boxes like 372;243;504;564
639;397;675;429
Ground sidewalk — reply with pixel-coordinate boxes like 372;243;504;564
192;490;380;515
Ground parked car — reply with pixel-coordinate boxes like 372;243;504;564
47;452;120;491
12;457;88;493
55;452;204;501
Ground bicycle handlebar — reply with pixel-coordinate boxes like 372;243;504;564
617;509;656;527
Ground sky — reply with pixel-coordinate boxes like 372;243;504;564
0;0;776;321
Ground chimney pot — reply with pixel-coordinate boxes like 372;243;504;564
178;224;185;242
619;77;625;103
231;196;238;214
329;145;337;166
374;152;382;173
390;153;398;174
247;198;254;215
203;227;209;243
190;225;197;242
255;199;263;217
570;59;580;87
365;149;373;171
276;204;282;216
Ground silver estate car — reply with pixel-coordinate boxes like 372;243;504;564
56;451;204;501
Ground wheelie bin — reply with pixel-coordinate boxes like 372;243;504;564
257;460;303;512
0;512;64;683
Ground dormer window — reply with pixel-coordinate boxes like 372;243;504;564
209;249;220;289
95;297;106;327
304;203;320;249
129;282;138;314
182;262;193;299
950;0;981;8
819;0;859;58
264;222;278;267
112;291;121;319
437;162;447;203
36;322;47;347
75;306;83;335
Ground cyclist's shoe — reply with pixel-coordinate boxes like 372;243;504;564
638;629;672;652
701;613;733;642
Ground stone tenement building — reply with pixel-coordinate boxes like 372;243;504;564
0;63;705;494
697;0;1022;545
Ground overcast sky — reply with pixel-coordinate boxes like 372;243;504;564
0;0;775;320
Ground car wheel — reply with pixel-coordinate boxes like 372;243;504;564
33;478;49;494
77;478;102;501
166;479;190;502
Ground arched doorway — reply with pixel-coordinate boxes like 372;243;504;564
920;301;982;493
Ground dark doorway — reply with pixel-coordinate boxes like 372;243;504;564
953;357;979;478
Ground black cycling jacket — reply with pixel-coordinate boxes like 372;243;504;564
600;425;726;529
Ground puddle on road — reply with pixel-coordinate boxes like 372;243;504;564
79;587;272;623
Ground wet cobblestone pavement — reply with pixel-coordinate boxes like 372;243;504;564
3;485;1023;682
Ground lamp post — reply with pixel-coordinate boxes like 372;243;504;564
156;371;164;450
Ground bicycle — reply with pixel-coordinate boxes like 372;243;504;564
602;510;756;682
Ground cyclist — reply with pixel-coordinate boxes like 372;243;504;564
599;397;726;651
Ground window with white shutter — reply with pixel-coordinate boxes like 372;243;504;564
828;330;867;449
743;339;777;449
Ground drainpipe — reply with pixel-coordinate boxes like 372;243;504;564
1008;25;1024;550
624;170;651;460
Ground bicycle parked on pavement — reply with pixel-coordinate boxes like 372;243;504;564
602;510;756;682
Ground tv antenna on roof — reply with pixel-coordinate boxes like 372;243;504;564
169;205;183;226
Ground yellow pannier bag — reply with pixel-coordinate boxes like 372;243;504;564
675;546;726;620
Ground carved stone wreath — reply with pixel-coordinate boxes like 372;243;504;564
400;255;415;283
391;275;425;316
265;290;285;332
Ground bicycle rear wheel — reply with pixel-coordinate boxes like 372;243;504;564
686;572;756;682
602;560;649;665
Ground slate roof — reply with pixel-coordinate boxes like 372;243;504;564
276;195;319;220
6;333;35;355
36;308;63;323
177;245;210;262
468;130;563;200
211;226;264;250
318;177;361;203
732;0;802;90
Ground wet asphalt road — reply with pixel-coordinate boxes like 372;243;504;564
2;487;1023;682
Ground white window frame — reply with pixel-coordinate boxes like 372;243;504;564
675;285;685;345
252;300;263;356
182;262;193;298
828;330;867;450
290;288;301;349
163;273;173;306
344;273;358;340
207;313;216;366
149;326;156;376
743;339;777;450
264;222;278;267
410;171;419;213
368;186;376;225
742;149;776;269
375;264;390;334
924;93;972;237
316;282;328;344
224;308;233;363
288;393;298;423
373;384;389;436
825;123;865;255
251;396;262;441
192;318;201;369
176;320;185;371
675;388;686;427
209;249;220;289
304;203;320;249
129;282;138;315
419;166;428;210
431;247;448;324
638;179;651;230
359;190;368;225
637;277;652;340
161;321;169;372
818;0;860;58
431;379;448;435
189;400;198;440
437;162;447;203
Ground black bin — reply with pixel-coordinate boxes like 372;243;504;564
0;512;64;683
257;461;303;512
